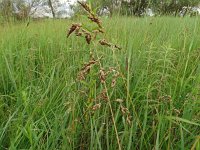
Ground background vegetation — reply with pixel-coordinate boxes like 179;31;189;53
0;16;200;149
0;0;200;21
89;0;200;16
0;0;200;149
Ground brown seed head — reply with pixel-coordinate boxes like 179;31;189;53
77;58;98;80
88;15;102;28
85;33;92;44
77;1;91;14
126;115;132;125
75;26;82;36
99;68;106;83
97;89;108;101
120;105;129;115
99;39;112;47
67;23;82;38
92;103;101;111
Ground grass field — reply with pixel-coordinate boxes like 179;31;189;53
0;16;200;149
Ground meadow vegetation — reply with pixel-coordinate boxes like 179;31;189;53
0;15;200;149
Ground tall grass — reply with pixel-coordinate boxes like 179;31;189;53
0;17;200;149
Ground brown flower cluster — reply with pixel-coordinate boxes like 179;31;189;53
77;58;98;80
99;67;120;86
67;23;93;44
67;23;82;38
120;105;132;125
67;2;130;149
67;1;121;49
99;39;122;50
97;89;108;101
77;1;102;28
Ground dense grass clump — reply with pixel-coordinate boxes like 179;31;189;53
0;17;200;149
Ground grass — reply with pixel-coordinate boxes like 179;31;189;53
0;16;200;149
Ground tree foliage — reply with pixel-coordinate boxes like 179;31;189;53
0;0;199;21
89;0;200;16
151;0;200;15
0;0;40;21
0;0;62;21
120;0;150;16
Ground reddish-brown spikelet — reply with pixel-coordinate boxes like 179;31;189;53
77;1;91;13
120;105;129;115
99;68;107;83
99;39;112;47
67;23;82;38
110;69;120;88
77;59;98;80
80;29;92;44
88;14;102;28
126;115;132;125
97;89;108;101
91;103;101;111
99;39;121;50
85;33;92;44
77;1;102;28
75;26;82;36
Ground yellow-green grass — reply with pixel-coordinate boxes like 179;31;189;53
0;17;200;149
